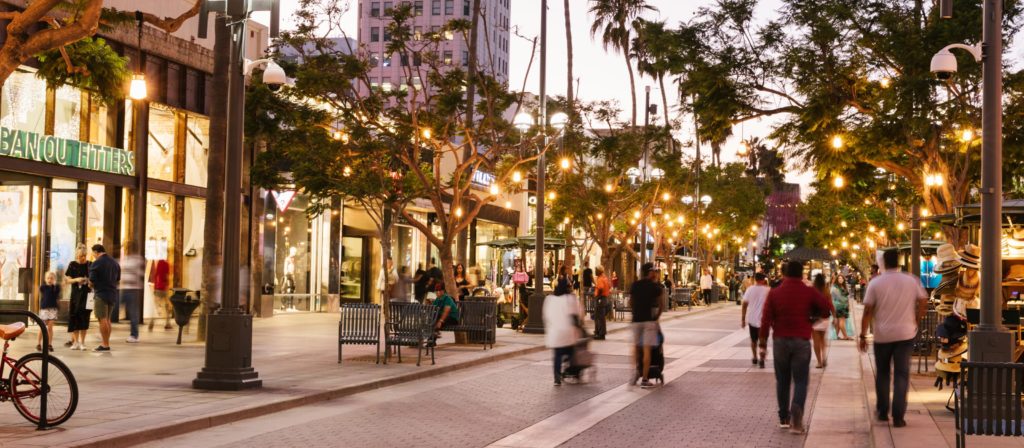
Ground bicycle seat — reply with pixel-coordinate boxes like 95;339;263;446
0;322;25;340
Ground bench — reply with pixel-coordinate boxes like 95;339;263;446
440;299;497;349
956;361;1024;447
613;292;631;321
581;288;595;315
385;303;438;366
338;303;381;364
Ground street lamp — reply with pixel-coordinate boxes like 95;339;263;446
931;2;1009;360
700;195;712;206
681;195;694;205
513;112;534;132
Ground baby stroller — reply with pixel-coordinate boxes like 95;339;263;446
562;332;596;384
635;330;665;385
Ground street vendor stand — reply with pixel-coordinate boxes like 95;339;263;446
477;236;567;328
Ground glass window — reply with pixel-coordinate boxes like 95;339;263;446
400;53;409;67
443;50;452;65
145;192;174;261
88;99;114;146
53;85;82;140
341;236;364;301
147;104;176;181
181;197;204;292
383;27;391;42
432;0;440;15
414;0;423;15
413;53;422;66
185;114;209;187
463;0;470;15
443;30;453;40
371;1;380;16
382;54;392;67
444;0;453;15
370;27;379;42
0;70;46;134
369;52;379;66
85;183;104;247
0;184;32;302
462;50;469;67
384;1;393;15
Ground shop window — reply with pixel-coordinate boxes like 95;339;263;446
185;114;209;187
87;99;114;147
0;184;32;302
53;85;82;140
0;70;46;135
85;183;104;247
181;197;204;292
145;192;174;262
147;104;176;181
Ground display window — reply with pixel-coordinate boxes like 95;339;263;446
474;220;514;285
181;197;204;292
274;194;311;310
0;70;46;135
184;115;209;187
0;184;33;302
147;105;176;181
85;183;105;247
53;85;82;140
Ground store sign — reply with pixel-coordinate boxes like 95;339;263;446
471;170;495;187
0;126;135;176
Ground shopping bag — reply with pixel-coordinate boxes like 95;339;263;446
85;293;95;310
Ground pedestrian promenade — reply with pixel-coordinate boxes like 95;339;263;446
0;303;726;447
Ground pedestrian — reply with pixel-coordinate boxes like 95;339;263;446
611;271;619;290
120;250;145;343
630;262;666;389
741;272;770;368
811;274;835;368
699;267;713;305
592;265;611;340
454;263;469;300
87;244;120;352
65;244;91;350
543;274;582;386
859;249;928;428
759;260;831;433
377;257;398;302
149;258;172;331
582;261;594;292
37;271;59;352
831;275;852;340
394;265;414;302
413;262;427;303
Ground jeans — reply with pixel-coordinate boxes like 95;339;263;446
701;289;711;304
121;289;140;338
593;296;608;337
553;346;574;382
874;339;914;421
773;337;811;420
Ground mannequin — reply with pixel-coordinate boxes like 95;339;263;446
283;246;297;310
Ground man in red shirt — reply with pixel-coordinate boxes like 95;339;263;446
759;260;832;433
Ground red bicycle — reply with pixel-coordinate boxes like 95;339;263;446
0;322;78;427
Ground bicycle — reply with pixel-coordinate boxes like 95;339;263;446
0;321;78;427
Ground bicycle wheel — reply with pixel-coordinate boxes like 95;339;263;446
9;353;78;426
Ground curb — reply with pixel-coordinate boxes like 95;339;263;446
69;303;729;448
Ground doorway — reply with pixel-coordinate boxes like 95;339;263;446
42;187;86;318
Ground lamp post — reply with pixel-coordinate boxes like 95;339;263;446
934;0;1011;361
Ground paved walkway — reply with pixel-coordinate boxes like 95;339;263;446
0;302;724;447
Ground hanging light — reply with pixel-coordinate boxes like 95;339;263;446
831;135;844;149
960;128;974;142
833;175;845;189
128;11;147;100
604;183;613;192
512;170;522;183
489;184;500;195
454;207;463;218
421;128;432;140
559;157;571;170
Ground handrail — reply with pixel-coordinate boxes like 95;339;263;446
0;310;50;430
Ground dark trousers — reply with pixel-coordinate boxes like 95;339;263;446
593;296;608;337
701;289;711;304
121;289;140;338
553;346;574;382
874;339;914;420
110;290;120;323
773;337;811;420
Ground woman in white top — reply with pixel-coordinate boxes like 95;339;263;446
543;271;581;386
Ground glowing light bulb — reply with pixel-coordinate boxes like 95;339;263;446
559;158;570;170
421;128;432;139
489;184;500;195
831;135;844;149
604;183;613;192
833;175;845;189
961;128;974;142
454;207;463;218
512;171;522;183
880;77;891;88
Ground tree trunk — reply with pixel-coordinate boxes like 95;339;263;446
457;0;482;266
624;50;638;127
198;15;230;341
658;74;670;127
564;0;574;109
438;243;459;298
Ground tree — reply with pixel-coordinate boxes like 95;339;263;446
588;0;657;127
667;0;1024;223
0;1;202;88
632;18;676;130
564;0;575;111
252;2;554;297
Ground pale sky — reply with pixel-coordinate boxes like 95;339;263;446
266;0;1009;194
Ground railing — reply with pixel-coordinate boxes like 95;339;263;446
1;310;51;430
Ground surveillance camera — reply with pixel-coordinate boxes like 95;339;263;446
262;61;287;89
930;50;957;80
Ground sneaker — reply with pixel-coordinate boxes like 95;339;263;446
63;341;73;347
629;373;640;386
759;359;766;369
70;342;80;350
778;418;791;429
639;380;655;389
554;381;562;386
79;344;89;351
93;345;111;352
125;336;139;343
790;406;804;434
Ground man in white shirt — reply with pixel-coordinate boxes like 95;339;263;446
699;268;713;305
741;272;770;368
859;249;928;428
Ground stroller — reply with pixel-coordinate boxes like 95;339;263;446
562;330;596;384
635;330;665;385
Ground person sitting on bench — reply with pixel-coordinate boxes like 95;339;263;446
433;282;460;337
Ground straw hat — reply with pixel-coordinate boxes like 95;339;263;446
934;244;962;275
936;342;968;373
933;276;958;296
960;244;980;269
1006;264;1024;282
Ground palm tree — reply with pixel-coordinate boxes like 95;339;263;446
564;0;574;110
632;19;675;130
589;0;657;127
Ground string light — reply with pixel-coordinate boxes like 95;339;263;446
604;183;614;192
831;135;844;149
560;157;571;170
454;207;463;218
880;77;891;88
512;171;523;183
960;128;974;142
421;128;432;139
833;175;845;189
489;184;500;195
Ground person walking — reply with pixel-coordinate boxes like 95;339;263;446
413;262;428;303
741;273;770;368
759;261;832;433
65;244;91;350
581;261;594;292
120;251;145;343
630;262;666;389
811;274;835;368
699;267;713;305
859;249;928;428
543;275;582;386
87;244;120;352
831;275;852;340
393;266;414;302
149;258;172;331
37;271;59;352
592;266;612;340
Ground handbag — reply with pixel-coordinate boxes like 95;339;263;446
85;292;95;311
812;318;830;332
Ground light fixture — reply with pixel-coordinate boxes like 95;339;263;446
831;135;844;149
489;184;500;195
421;128;432;139
128;11;147;100
604;183;613;192
700;195;712;206
897;223;906;231
550;112;569;131
681;195;694;205
504;200;511;208
651;168;665;180
960;128;974;142
662;192;671;201
547;191;556;201
880;77;891;88
737;141;749;156
559;157;571;170
596;213;604;219
833;175;845;189
454;207;463;218
633;210;641;219
513;112;534;132
343;166;352;177
921;208;931;217
512;170;522;183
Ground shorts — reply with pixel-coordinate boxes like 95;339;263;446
632;321;659;347
748;325;760;342
93;298;112;320
39;308;58;322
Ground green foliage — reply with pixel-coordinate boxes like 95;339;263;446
35;37;129;105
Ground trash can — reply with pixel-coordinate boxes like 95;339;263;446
170;288;202;344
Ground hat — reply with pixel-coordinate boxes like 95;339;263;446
960;244;980;269
1006;264;1024;282
933;276;958;296
641;262;659;275
936;342;968;373
934;261;962;275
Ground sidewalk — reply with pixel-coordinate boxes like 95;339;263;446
0;302;727;448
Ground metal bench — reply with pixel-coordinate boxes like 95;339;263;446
440;300;497;349
385;303;438;366
956;361;1024;447
338;303;381;364
582;287;595;315
916;309;940;373
613;293;631;321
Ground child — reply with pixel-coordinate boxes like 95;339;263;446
38;271;60;352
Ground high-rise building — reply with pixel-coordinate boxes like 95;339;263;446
357;0;511;94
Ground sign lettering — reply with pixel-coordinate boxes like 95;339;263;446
0;126;135;176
